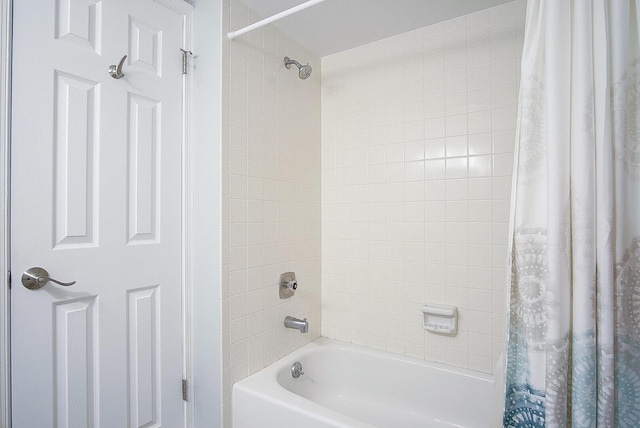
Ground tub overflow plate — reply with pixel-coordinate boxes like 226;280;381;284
291;361;304;378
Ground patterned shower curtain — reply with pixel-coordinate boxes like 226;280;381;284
503;1;640;427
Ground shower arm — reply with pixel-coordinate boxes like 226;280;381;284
284;58;304;69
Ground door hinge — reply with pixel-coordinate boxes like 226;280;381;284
180;49;193;75
7;271;11;289
182;378;188;401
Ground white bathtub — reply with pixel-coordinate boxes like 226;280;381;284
233;338;502;428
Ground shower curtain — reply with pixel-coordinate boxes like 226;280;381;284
503;1;640;427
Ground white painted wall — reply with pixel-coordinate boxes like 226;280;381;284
221;0;322;425
192;0;224;426
321;1;526;374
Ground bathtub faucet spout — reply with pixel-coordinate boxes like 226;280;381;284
284;316;308;333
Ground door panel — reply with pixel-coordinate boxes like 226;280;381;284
55;0;102;53
127;92;160;244
10;1;189;426
127;285;160;427
54;297;98;427
53;70;99;248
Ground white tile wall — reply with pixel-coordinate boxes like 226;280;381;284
221;0;322;425
321;1;525;374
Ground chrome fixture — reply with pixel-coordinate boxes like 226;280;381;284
284;57;312;79
228;0;329;40
291;361;304;378
108;54;127;79
180;48;193;75
280;272;298;299
21;267;76;290
284;316;308;333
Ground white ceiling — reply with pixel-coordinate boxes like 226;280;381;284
238;0;514;57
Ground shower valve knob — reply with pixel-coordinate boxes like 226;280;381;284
284;280;298;290
279;272;297;298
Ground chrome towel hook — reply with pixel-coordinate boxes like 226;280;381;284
108;54;127;79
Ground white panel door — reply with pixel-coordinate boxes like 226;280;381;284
10;0;190;427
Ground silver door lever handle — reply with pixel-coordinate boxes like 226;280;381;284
108;54;127;79
21;267;76;290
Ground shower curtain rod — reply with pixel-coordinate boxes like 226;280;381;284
227;0;328;40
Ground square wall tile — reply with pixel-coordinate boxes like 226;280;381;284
320;0;525;379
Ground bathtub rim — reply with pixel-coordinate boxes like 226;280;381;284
232;337;498;428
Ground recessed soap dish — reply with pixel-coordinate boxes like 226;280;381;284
421;304;457;335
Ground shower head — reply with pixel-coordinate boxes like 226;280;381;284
284;56;312;80
298;64;312;79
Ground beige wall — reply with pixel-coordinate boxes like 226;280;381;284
221;0;322;425
320;1;525;374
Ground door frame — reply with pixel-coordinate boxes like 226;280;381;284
0;0;12;426
0;0;224;427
